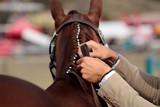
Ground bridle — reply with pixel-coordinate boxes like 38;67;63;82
49;19;108;79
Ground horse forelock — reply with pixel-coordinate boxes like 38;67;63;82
68;10;79;15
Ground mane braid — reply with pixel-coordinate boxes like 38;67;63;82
65;22;98;74
65;23;81;74
63;23;91;92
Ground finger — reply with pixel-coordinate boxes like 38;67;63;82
80;68;87;74
89;52;97;58
78;44;91;57
77;41;95;57
77;47;83;57
76;58;83;65
76;65;82;70
85;40;93;51
81;73;88;80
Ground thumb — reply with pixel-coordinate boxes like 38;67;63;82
89;52;98;58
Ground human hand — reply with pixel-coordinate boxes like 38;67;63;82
77;40;118;62
76;57;111;83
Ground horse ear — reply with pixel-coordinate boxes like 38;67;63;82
50;0;66;27
88;0;102;27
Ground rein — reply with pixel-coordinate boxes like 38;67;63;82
49;19;108;79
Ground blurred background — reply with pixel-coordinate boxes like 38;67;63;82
0;0;160;89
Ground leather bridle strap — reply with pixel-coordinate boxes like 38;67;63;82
56;19;98;34
54;19;106;45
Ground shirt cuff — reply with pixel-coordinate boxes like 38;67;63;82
99;70;116;87
112;54;120;69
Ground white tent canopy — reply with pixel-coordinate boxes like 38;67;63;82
99;21;131;39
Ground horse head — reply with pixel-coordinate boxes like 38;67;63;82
49;0;106;78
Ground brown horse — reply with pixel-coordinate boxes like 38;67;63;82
47;0;108;107
0;75;54;107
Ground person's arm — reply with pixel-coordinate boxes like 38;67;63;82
77;40;160;105
76;56;157;107
98;72;157;107
114;55;160;105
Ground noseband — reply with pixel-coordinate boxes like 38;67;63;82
49;19;108;79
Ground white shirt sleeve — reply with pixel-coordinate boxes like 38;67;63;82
99;70;116;87
98;54;120;87
112;54;120;69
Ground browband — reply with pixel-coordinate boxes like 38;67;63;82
56;19;99;35
53;19;107;45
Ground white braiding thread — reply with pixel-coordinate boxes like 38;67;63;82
76;24;81;46
66;24;81;74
